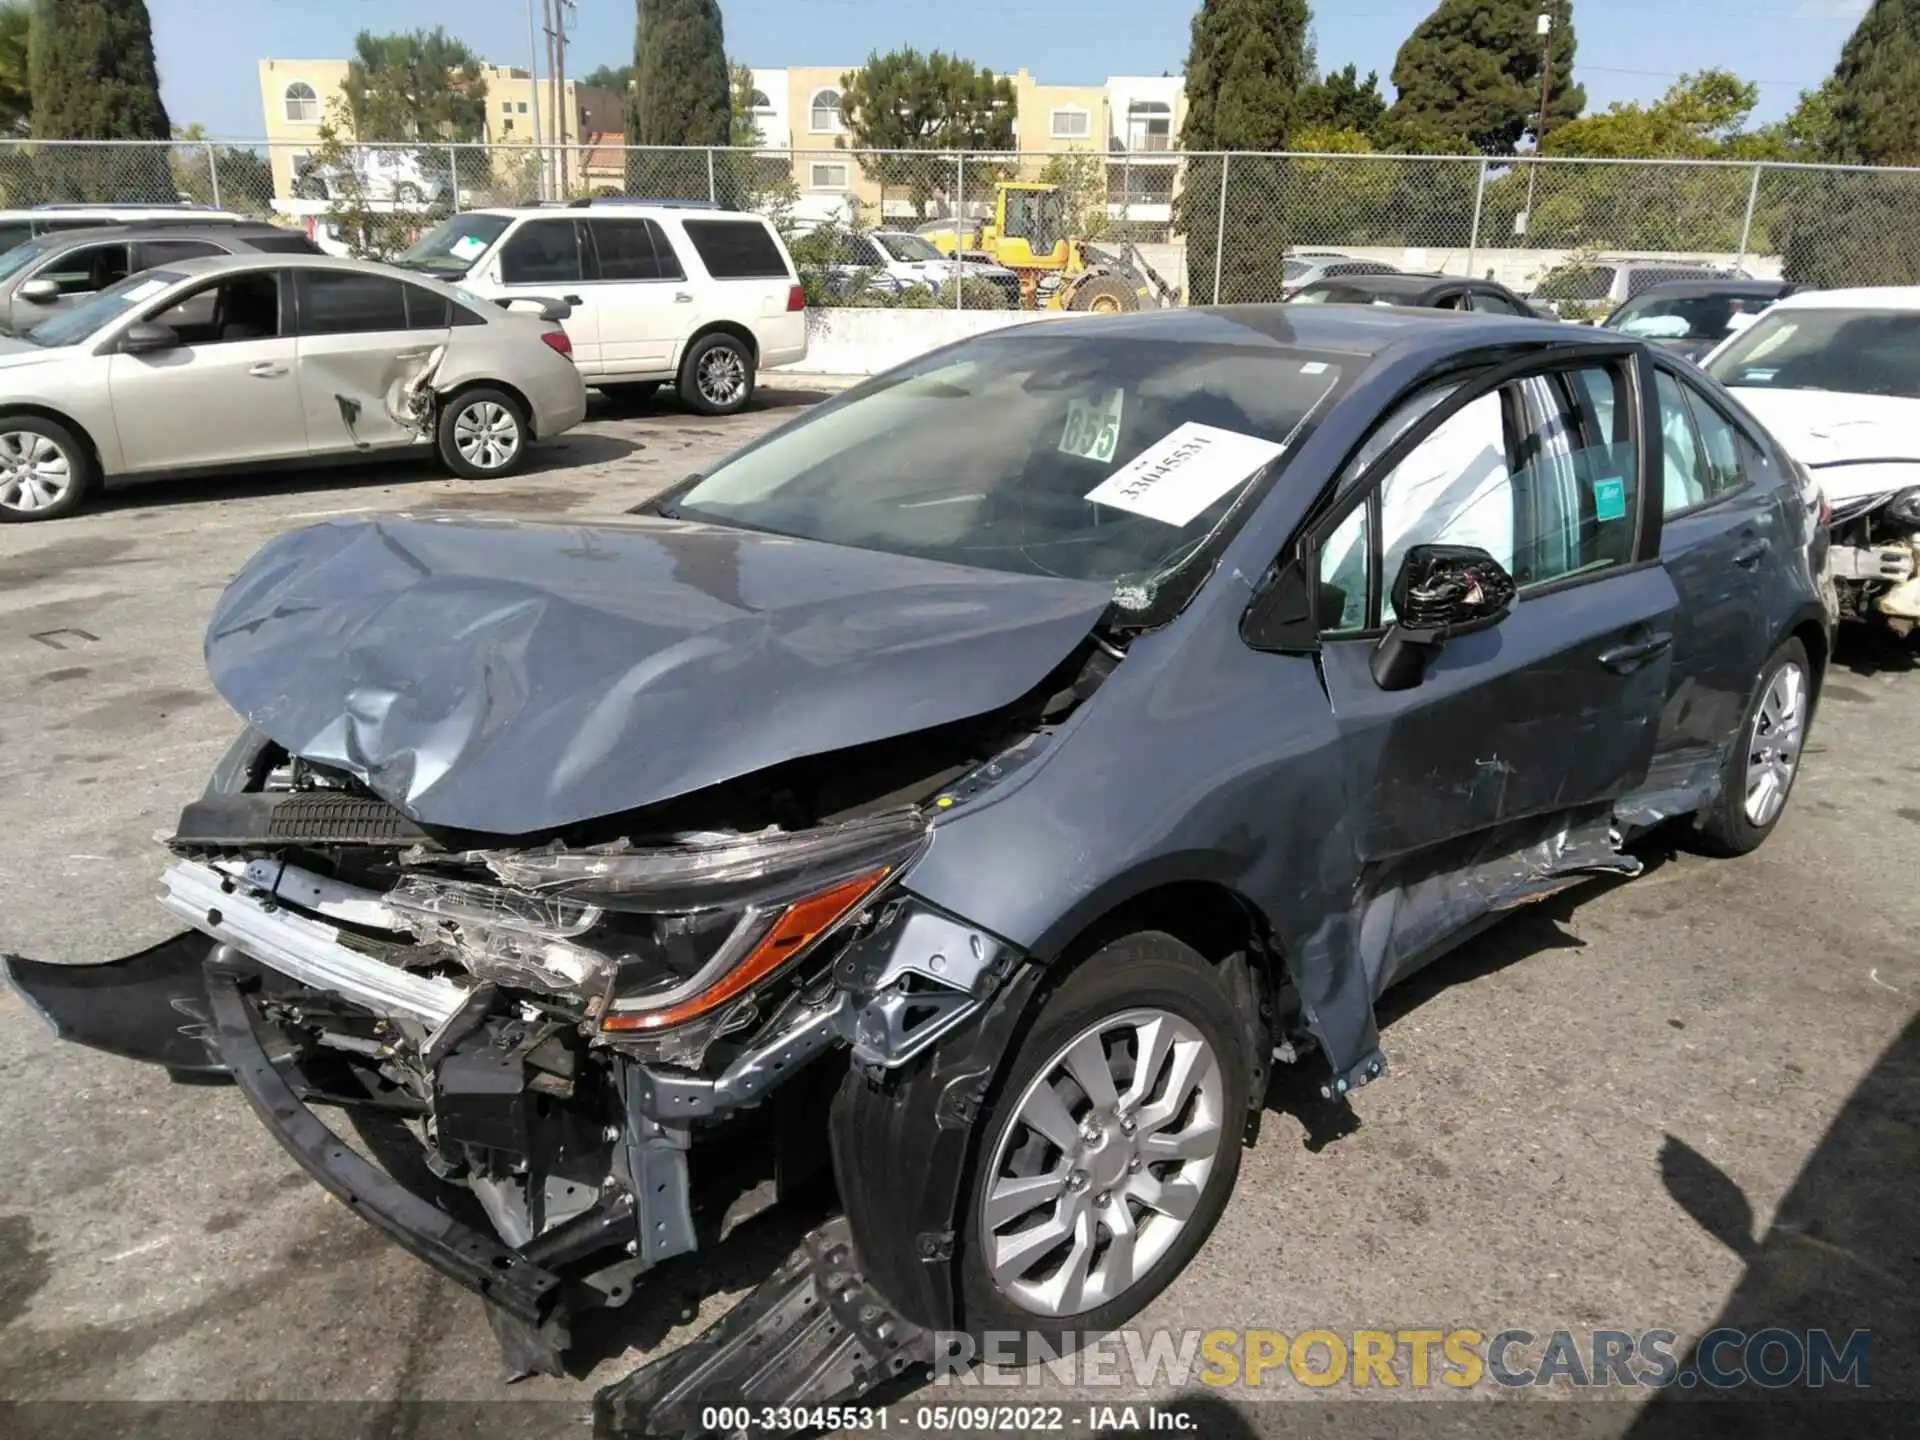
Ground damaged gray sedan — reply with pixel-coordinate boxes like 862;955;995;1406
0;253;587;521
6;306;1831;1428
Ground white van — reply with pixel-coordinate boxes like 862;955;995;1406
392;200;807;415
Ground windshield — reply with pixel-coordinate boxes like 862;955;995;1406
27;269;184;347
674;332;1349;601
876;233;943;263
395;213;512;275
0;238;50;284
1707;307;1920;400
1607;292;1757;342
1533;265;1614;301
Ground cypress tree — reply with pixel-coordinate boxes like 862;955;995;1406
1179;0;1312;303
1825;0;1920;165
1388;0;1583;153
28;0;171;201
627;0;729;196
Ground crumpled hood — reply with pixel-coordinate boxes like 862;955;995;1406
1730;387;1920;503
204;513;1112;836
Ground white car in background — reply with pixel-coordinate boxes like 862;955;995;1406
1703;287;1920;636
393;200;807;414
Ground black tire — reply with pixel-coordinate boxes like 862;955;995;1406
435;388;529;480
1694;637;1812;856
597;382;660;405
0;413;96;522
1067;274;1140;314
957;932;1249;1349
677;332;755;416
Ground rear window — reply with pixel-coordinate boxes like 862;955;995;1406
1534;265;1614;302
682;219;790;279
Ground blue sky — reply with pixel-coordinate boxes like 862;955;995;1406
153;0;1874;140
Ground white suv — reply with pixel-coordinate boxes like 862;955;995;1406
393;200;807;414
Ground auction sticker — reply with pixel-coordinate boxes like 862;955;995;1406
1059;389;1125;463
1084;422;1285;526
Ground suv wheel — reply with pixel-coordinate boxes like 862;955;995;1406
958;932;1248;1344
679;332;755;416
436;389;527;478
1695;637;1811;855
0;415;94;522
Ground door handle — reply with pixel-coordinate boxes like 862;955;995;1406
1732;536;1771;567
247;361;289;378
674;291;694;303
1598;633;1674;673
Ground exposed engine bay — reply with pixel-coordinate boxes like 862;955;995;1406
1828;486;1920;635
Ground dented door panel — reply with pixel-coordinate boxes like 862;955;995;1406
295;331;448;455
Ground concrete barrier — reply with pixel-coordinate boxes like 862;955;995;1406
780;308;1071;376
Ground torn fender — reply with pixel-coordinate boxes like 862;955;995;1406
204;515;1113;835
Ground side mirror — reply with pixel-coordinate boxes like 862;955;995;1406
1370;544;1518;691
119;321;180;356
18;277;59;304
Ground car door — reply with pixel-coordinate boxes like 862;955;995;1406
1639;363;1775;804
582;216;685;377
489;218;601;373
107;268;308;472
13;239;131;332
1307;353;1676;935
293;268;452;454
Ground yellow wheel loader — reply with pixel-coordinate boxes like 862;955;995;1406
917;180;1179;313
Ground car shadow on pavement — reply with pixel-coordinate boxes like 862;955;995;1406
590;385;831;421
1833;624;1917;677
88;433;642;517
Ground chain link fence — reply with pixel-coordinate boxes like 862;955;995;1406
3;138;1918;308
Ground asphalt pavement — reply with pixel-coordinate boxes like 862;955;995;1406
0;383;1914;1435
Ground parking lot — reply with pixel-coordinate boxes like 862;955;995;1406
0;383;1915;1430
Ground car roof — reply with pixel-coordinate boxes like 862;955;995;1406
1051;302;1591;358
1624;278;1792;300
461;203;769;222
144;253;432;280
1299;272;1466;296
20;222;299;246
1763;285;1920;312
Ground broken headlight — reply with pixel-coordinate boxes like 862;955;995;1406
471;807;931;1033
1884;486;1920;529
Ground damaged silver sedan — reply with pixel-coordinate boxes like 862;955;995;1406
0;253;587;521
6;306;1832;1432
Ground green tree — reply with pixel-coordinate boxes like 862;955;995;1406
341;29;488;143
1179;0;1311;303
580;63;636;95
27;0;170;200
0;1;28;135
730;59;763;147
1296;64;1386;136
837;49;1015;214
1388;0;1584;154
1545;69;1757;159
627;0;729;197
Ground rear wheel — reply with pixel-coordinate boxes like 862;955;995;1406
0;415;94;522
1695;638;1811;856
436;388;528;479
957;933;1247;1347
678;332;755;416
1067;274;1140;314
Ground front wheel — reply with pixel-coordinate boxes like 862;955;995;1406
0;415;95;522
1695;637;1812;856
958;932;1248;1345
678;332;755;416
436;388;528;479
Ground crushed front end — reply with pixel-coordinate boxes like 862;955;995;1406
4;731;1030;1384
1826;485;1920;636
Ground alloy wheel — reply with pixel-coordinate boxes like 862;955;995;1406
1745;660;1806;827
452;401;520;471
0;431;73;515
980;1007;1225;1317
696;346;747;407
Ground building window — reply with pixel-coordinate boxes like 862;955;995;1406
517;101;528;114
284;82;320;124
502;118;514;134
1127;100;1173;152
809;89;843;133
1050;107;1091;140
749;89;772;112
810;161;848;190
502;100;513;114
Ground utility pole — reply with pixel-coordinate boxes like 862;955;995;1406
1521;10;1553;238
541;0;575;195
525;0;546;199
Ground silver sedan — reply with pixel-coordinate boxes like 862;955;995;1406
0;253;588;521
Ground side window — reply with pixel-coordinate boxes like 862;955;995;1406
1378;392;1513;622
1681;384;1745;501
1316;501;1370;633
140;238;226;267
499;219;583;285
682;218;790;279
402;282;453;330
146;272;283;345
588;219;682;282
1505;367;1638;585
1655;370;1708;514
39;242;131;296
299;269;409;334
1471;288;1524;316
